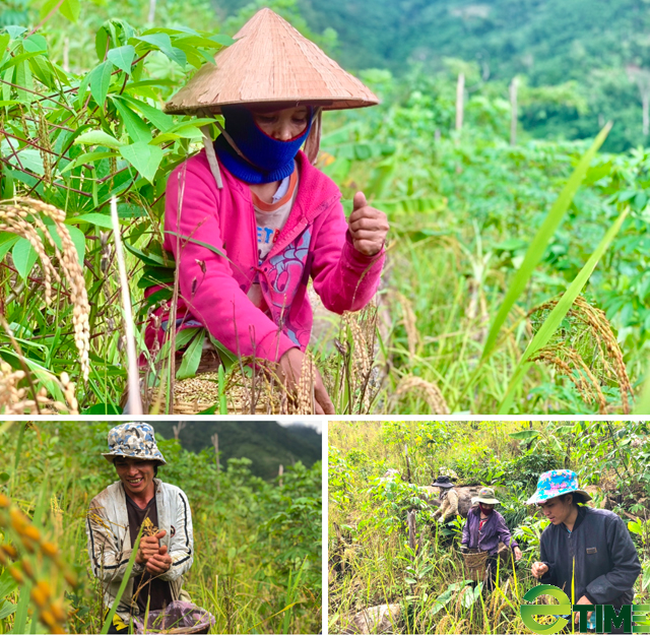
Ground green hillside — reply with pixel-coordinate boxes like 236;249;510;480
153;422;322;480
210;0;650;150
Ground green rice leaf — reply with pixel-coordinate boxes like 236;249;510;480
176;329;205;379
67;225;86;264
69;213;115;229
100;528;143;634
482;123;612;361
498;207;628;414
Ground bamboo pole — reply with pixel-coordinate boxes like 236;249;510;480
404;444;412;484
212;433;220;493
111;197;142;415
510;77;518;146
455;73;465;133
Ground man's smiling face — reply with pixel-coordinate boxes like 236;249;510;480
114;457;156;498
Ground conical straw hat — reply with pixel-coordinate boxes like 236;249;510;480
164;8;379;115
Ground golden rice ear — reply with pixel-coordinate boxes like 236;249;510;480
304;108;322;165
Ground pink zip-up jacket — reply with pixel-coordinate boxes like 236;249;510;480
145;149;385;362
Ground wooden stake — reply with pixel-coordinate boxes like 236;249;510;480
148;0;156;23
62;37;69;73
510;77;518;146
111;197;142;415
211;433;220;493
404;444;412;484
455;73;465;133
279;464;284;488
407;510;417;560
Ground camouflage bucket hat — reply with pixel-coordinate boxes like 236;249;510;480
102;422;166;465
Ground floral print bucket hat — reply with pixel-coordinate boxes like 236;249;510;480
526;469;591;505
102;422;167;465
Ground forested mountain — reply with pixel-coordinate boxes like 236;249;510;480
212;0;650;150
0;0;646;147
154;422;322;480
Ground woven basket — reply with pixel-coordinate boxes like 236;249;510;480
462;549;488;583
145;350;302;415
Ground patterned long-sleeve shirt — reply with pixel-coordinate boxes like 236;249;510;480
433;489;459;522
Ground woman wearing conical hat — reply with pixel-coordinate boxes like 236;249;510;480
146;9;388;413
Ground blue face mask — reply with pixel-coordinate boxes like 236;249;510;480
214;106;313;184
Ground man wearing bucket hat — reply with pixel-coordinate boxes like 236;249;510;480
86;423;194;633
529;470;640;627
461;487;522;590
144;9;389;414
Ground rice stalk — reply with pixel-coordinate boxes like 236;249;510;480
394;375;449;414
0;493;78;634
528;294;632;413
0;362;78;414
0;197;90;381
297;349;316;414
397;293;419;359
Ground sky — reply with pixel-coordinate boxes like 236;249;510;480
277;418;323;432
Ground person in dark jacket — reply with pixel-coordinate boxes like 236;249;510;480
529;470;641;629
461;487;522;590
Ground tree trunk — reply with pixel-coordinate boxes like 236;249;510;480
404;444;412;484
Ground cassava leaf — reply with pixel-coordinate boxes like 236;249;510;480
74;130;123;149
106;44;135;75
119;141;163;183
12;237;38;280
88;60;114;110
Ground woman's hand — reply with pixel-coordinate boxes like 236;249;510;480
513;546;523;561
348;192;389;256
278;348;335;414
531;561;548;578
